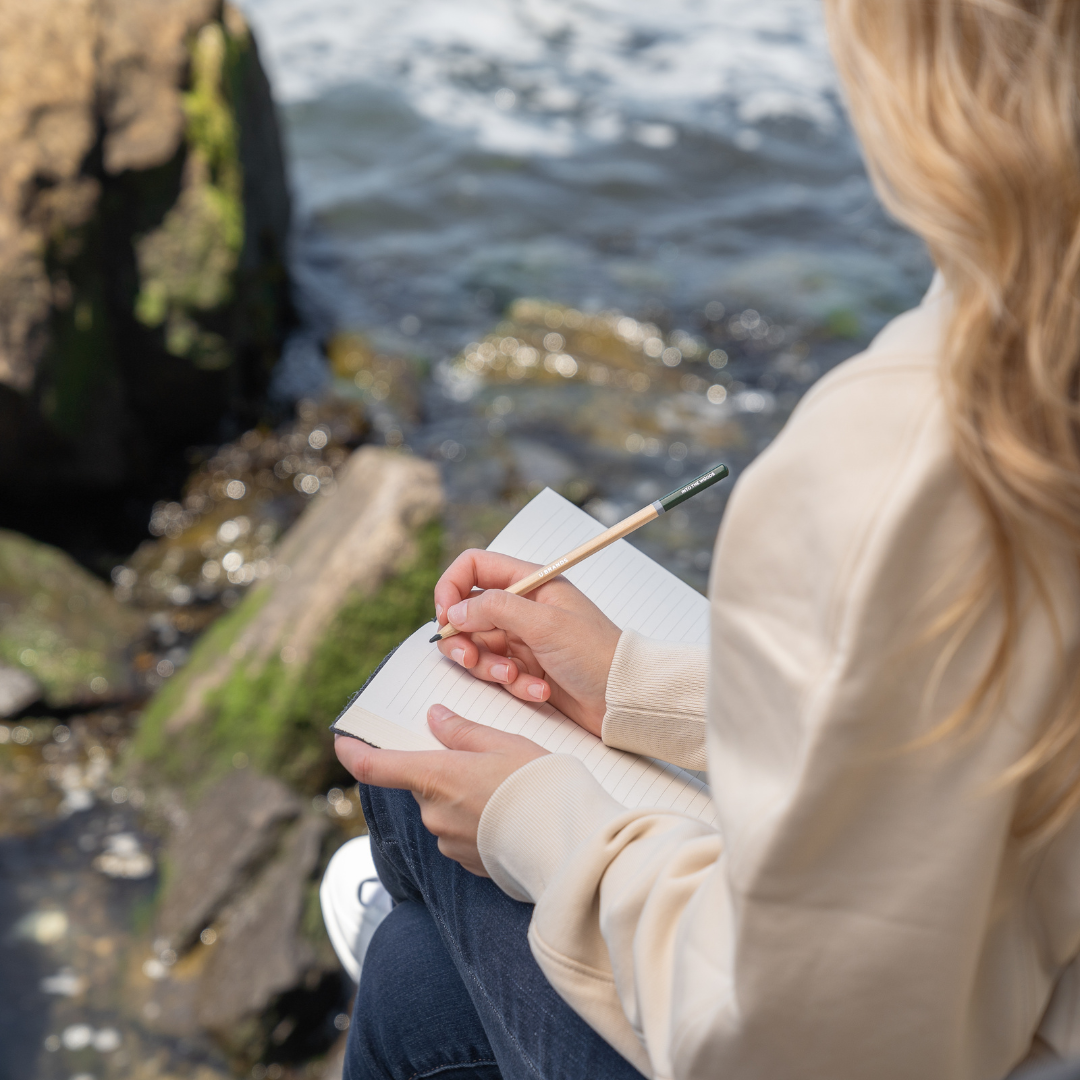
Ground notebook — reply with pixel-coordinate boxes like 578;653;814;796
333;487;717;826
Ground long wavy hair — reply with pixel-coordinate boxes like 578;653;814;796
823;0;1080;843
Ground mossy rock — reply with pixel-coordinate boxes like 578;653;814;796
137;523;442;794
130;448;444;797
0;529;145;706
0;1;293;522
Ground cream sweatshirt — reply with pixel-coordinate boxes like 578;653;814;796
476;279;1080;1080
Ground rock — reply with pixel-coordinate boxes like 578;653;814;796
125;448;443;1059
231;447;443;674
0;529;145;707
196;813;327;1034
0;0;291;508
0;663;40;717
156;770;301;951
132;447;444;791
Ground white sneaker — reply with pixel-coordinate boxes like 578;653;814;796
319;835;393;983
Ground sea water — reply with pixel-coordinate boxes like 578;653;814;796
238;0;932;355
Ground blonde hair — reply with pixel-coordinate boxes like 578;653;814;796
823;0;1080;843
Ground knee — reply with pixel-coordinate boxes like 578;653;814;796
346;901;499;1080
357;783;418;849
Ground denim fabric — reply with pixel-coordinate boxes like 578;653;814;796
345;783;647;1080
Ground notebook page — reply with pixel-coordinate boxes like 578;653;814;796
488;488;709;645
333;488;716;824
337;624;718;826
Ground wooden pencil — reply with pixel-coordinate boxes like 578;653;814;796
430;462;729;643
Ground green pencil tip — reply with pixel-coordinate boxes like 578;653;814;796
659;462;729;512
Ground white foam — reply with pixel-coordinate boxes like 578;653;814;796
236;0;838;156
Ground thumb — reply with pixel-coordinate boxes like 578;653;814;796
427;703;513;753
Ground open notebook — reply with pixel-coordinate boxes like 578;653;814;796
333;488;717;826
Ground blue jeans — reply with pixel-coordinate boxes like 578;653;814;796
346;783;647;1080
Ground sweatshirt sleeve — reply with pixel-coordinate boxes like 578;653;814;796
601;631;708;771
478;314;1069;1080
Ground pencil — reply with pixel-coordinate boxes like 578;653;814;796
430;462;729;643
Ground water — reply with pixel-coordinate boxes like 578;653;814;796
236;0;932;590
240;0;931;357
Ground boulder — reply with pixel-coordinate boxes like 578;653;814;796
0;528;145;707
143;789;333;1059
127;446;443;1061
133;446;444;791
195;812;328;1033
156;769;302;951
0;0;291;510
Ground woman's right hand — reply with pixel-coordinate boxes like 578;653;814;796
432;549;622;738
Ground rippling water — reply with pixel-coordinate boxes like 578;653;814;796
239;0;932;356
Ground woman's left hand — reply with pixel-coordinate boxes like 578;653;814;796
334;704;548;876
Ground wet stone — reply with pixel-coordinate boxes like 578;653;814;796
156;770;302;951
196;813;328;1035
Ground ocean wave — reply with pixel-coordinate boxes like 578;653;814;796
237;0;838;157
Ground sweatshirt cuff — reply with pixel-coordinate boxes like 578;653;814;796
602;630;709;772
477;754;626;903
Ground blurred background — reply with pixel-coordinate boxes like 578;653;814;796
0;0;931;1077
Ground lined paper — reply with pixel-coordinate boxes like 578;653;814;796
488;488;709;645
334;489;716;826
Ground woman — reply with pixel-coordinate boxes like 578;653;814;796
335;2;1080;1077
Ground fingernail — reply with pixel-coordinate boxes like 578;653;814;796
451;648;465;665
492;663;511;683
447;600;467;623
435;604;444;621
428;704;454;722
528;683;545;700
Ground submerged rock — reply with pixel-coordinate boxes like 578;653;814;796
0;0;291;510
0;529;145;707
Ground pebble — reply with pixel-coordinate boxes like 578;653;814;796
92;833;153;879
142;958;167;981
61;1023;94;1050
12;909;68;944
40;969;87;997
93;1027;122;1052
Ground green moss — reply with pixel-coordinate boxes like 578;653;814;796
275;522;444;786
132;524;444;796
0;529;143;706
133;18;248;368
133;584;269;765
